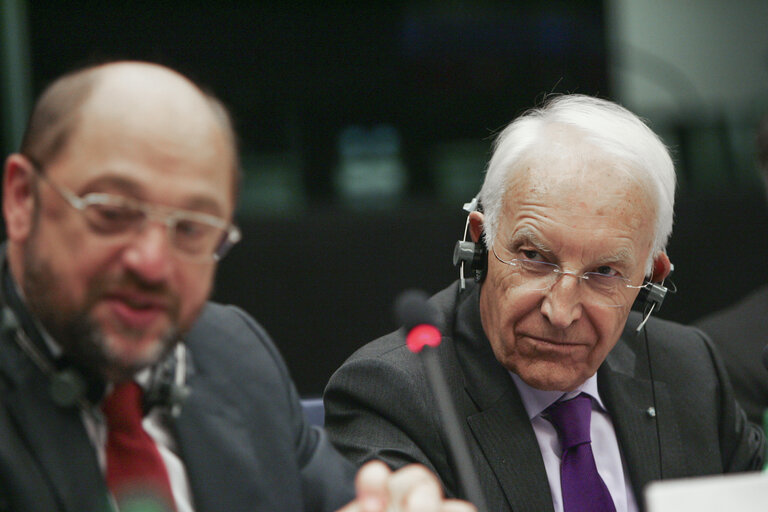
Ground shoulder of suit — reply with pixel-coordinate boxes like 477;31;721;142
185;302;279;363
192;302;264;337
625;311;713;358
344;282;462;363
694;284;768;334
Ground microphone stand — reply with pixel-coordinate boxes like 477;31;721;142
419;345;487;510
396;290;487;510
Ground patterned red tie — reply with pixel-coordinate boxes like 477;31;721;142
545;393;616;512
101;381;176;511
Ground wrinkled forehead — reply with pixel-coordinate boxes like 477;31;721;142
499;153;658;266
507;147;656;219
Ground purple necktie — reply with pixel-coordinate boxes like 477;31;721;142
545;393;616;512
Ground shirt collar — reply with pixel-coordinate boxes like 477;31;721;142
510;371;607;420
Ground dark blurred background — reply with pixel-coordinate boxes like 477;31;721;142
2;0;768;396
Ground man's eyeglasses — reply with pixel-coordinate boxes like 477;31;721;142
491;245;648;308
31;165;241;262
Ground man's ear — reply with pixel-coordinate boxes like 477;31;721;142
3;154;37;242
651;252;672;282
468;211;484;244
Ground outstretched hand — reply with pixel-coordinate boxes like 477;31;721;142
337;461;477;512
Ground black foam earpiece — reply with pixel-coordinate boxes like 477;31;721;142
452;239;487;283
144;347;190;417
49;368;88;408
2;302;187;414
634;282;668;313
633;262;676;315
453;197;489;289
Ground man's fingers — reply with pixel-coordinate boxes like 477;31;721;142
335;501;360;512
355;460;391;512
441;499;478;512
388;464;442;510
340;461;477;512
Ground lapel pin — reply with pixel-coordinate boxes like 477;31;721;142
646;407;657;418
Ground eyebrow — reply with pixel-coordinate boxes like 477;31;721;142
506;228;552;254
80;174;225;217
594;247;636;269
507;227;637;269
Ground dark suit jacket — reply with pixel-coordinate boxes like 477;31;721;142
0;300;356;512
695;284;768;426
324;281;764;512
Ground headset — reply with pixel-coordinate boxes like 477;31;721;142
0;285;189;416
452;194;673;479
451;196;674;323
452;197;487;291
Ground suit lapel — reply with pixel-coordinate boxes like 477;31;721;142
1;345;110;512
451;285;554;512
173;368;278;512
448;287;691;511
0;251;110;510
466;389;556;512
600;327;683;505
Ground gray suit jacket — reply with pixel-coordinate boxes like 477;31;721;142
0;299;356;511
324;281;764;512
695;284;768;426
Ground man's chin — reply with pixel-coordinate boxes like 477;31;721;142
516;363;589;392
100;331;175;380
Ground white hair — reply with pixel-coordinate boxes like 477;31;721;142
478;94;676;274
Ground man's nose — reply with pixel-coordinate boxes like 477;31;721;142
120;222;174;283
540;273;584;328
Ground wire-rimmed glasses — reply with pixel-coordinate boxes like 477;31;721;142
491;245;648;307
30;164;241;262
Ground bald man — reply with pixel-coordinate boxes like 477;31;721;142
0;62;471;512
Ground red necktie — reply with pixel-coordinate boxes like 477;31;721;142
101;381;176;511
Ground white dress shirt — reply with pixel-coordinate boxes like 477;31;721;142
510;372;638;512
16;275;193;510
80;369;195;512
39;331;194;511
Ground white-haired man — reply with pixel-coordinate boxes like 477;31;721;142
325;95;764;512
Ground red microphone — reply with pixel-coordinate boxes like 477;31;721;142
395;290;442;353
405;323;441;352
394;290;487;510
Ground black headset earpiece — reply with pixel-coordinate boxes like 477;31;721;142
633;282;668;313
1;299;104;408
453;240;487;284
49;367;90;408
144;344;190;418
633;262;676;313
633;264;676;333
0;262;110;409
1;301;188;414
453;197;488;290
